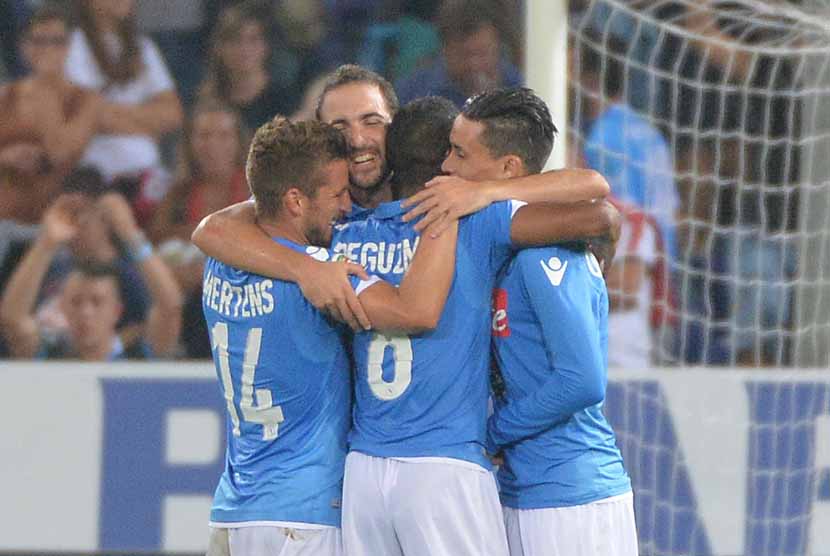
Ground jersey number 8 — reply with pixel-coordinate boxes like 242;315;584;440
210;322;285;441
367;333;413;400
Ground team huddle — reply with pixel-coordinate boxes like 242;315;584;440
196;65;638;556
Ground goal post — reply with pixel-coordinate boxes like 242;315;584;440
525;0;569;170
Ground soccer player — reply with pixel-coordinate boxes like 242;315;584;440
193;65;613;331
194;101;618;556
427;87;637;556
195;64;399;332
204;116;458;556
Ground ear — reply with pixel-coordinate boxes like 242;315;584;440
283;188;305;217
501;154;527;179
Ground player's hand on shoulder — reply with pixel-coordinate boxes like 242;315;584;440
298;257;372;332
401;175;494;237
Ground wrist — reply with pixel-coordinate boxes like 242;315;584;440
483;180;506;204
123;231;153;264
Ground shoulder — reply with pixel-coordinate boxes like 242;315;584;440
516;245;603;288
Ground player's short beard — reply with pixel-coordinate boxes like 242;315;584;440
349;161;391;192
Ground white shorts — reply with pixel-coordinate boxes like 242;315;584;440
503;491;638;556
207;525;342;556
342;451;509;556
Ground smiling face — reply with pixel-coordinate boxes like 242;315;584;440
318;82;392;193
442;115;510;181
302;159;352;247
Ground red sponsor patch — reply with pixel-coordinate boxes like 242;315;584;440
491;288;510;337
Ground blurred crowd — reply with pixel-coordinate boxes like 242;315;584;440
0;0;802;367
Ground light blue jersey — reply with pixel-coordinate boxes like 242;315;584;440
332;200;517;469
584;103;677;256
203;238;351;527
489;245;631;509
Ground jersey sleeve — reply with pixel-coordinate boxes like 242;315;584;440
461;201;521;275
140;37;176;96
487;248;606;452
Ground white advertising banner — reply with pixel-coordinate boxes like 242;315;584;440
0;363;828;555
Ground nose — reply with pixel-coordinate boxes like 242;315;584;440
348;125;370;150
441;156;455;175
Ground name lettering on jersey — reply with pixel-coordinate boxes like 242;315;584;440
202;270;275;318
332;237;420;275
540;256;568;286
491;288;510;337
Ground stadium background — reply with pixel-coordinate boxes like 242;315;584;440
2;0;830;555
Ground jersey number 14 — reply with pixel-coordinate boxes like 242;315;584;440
210;322;285;441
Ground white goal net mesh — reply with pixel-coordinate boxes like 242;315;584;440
567;0;830;368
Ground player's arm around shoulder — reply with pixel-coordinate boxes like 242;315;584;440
355;221;459;334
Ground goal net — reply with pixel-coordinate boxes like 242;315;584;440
567;0;830;368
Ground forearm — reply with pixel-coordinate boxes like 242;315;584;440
191;201;311;282
0;235;57;354
99;93;182;137
41;105;98;167
364;223;458;333
126;234;183;355
488;364;605;451
395;222;458;325
483;169;609;205
510;199;619;247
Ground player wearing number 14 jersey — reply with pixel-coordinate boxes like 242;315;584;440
203;116;460;556
203;119;354;556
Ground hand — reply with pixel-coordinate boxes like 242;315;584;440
587;237;617;276
96;192;140;241
297;258;372;332
401;176;494;237
41;194;87;245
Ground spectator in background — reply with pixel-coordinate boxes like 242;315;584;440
0;192;182;360
269;0;344;112
573;31;679;259
605;199;670;369
0;4;100;224
395;0;522;106
134;0;209;107
357;0;440;82
15;169;162;355
150;100;249;358
66;0;182;186
198;1;295;132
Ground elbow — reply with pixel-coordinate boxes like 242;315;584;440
191;213;221;252
575;373;605;409
597;200;621;242
587;169;611;199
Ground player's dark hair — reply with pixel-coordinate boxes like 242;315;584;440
315;64;399;121
387;97;459;199
23;3;70;38
246;116;349;219
436;0;501;44
461;87;557;174
578;31;625;99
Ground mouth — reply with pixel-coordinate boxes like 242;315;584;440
351;152;377;166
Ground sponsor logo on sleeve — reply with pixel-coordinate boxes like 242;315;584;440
540;256;568;286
